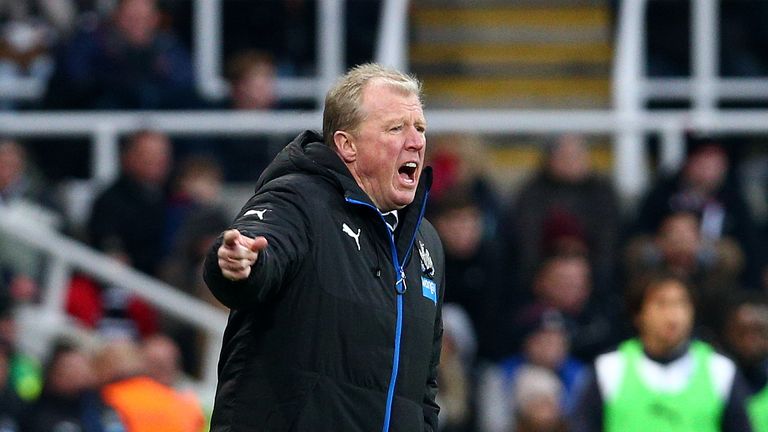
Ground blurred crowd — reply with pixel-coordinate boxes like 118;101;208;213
0;0;766;431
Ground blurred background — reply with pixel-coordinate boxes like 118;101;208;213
0;0;766;430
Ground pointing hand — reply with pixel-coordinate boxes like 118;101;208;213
217;229;268;281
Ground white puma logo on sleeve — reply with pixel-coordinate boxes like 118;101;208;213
342;223;361;251
244;209;269;220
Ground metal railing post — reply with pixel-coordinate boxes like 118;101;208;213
318;0;346;104
93;124;120;188
376;0;410;70
612;0;649;203
194;0;228;100
692;0;719;113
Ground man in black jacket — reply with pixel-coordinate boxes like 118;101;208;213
204;63;445;431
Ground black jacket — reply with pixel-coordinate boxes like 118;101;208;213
204;131;445;432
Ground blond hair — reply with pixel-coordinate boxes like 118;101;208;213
322;63;422;146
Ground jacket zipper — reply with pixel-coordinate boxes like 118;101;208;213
345;195;429;432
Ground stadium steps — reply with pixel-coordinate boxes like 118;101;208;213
410;0;614;108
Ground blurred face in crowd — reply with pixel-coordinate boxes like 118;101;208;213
0;140;24;191
337;80;426;211
232;61;277;110
546;134;591;183
47;350;98;396
142;335;181;387
513;367;564;432
122;131;171;187
636;279;694;357
683;145;728;193
535;256;591;315
524;327;568;371
115;0;160;47
724;303;768;366
657;212;700;269
434;205;483;259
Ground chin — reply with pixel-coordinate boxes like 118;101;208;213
393;192;416;208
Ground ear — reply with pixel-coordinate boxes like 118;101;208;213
333;131;357;163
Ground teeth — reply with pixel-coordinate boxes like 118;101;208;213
404;162;417;168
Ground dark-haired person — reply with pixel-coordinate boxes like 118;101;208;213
204;64;445;431
570;273;752;432
718;291;768;432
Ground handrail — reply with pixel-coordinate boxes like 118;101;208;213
1;109;768;198
0;211;228;389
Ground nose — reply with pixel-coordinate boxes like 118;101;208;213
405;126;425;151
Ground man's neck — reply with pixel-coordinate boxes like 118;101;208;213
642;339;690;365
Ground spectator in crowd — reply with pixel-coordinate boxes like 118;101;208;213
499;308;586;411
571;272;752;432
625;210;744;333
437;304;476;432
512;254;617;361
94;339;204;432
0;138;61;298
159;157;228;374
718;292;768;432
162;156;228;260
213;50;288;182
50;0;195;109
21;340;126;432
88;129;171;276
428;134;502;236
429;189;509;360
0;339;26;431
502;134;620;297
635;140;761;288
478;363;568;432
141;333;204;416
510;366;568;432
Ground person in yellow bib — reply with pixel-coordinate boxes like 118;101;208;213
570;272;752;432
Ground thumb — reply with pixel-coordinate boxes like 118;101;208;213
222;229;240;247
248;236;269;252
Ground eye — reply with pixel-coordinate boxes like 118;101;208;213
416;125;426;133
390;124;403;132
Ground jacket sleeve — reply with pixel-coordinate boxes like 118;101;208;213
422;234;445;431
568;367;604;432
203;183;311;309
721;371;754;432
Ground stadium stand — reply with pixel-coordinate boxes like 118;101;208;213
0;1;766;431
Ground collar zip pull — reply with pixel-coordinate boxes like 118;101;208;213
396;269;407;294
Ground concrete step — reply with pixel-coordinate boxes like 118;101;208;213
421;76;611;108
412;24;609;45
411;41;612;66
411;6;610;29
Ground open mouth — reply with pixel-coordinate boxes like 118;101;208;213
398;161;418;185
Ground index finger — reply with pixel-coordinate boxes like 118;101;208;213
222;229;240;247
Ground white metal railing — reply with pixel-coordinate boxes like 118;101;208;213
613;0;768;194
194;0;408;104
0;209;228;391
0;109;767;196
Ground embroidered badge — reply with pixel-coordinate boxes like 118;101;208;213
418;240;434;277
